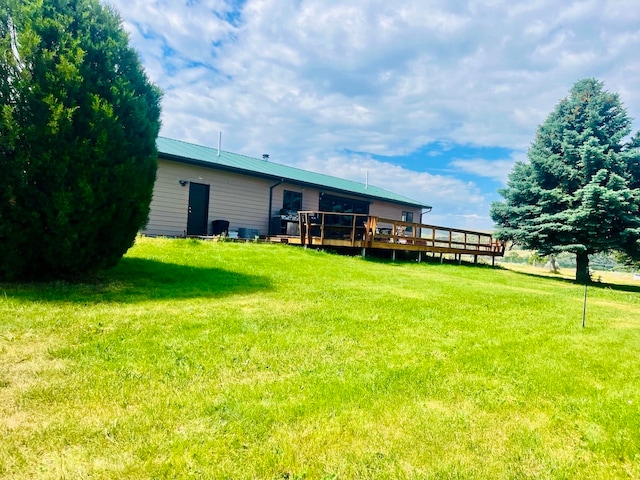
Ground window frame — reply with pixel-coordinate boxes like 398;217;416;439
282;190;303;212
401;211;414;223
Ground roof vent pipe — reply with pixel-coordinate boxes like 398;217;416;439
217;131;221;157
365;170;368;189
262;154;269;160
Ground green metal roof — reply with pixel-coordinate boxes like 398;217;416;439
157;137;430;209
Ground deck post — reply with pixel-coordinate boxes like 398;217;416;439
288;212;506;267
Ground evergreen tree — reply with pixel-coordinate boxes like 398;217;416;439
0;0;162;280
491;79;640;283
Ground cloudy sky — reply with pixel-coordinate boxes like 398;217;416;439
106;0;640;230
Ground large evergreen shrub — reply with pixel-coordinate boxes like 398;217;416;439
491;79;640;283
0;0;162;280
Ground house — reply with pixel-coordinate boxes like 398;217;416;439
143;137;431;238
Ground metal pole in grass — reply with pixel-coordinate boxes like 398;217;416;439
582;283;588;328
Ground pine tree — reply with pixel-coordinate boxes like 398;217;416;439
491;79;640;283
0;0;162;280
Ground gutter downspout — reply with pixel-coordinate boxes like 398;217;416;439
419;207;433;240
268;179;284;235
420;207;433;223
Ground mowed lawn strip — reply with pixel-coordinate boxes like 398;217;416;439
1;236;639;479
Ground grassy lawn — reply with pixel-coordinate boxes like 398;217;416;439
1;237;639;479
498;261;640;287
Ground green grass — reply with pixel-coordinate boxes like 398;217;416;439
1;236;639;479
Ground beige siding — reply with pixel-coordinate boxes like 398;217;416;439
271;184;422;221
144;160;190;236
144;160;272;237
269;184;321;216
206;170;271;235
145;159;425;237
370;201;421;222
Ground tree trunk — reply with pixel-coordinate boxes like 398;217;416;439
575;252;591;284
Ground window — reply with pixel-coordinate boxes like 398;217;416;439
401;211;414;234
319;193;370;227
319;193;370;215
283;190;302;212
401;211;414;222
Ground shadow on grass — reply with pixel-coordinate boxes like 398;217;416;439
496;265;640;294
359;252;640;294
0;257;272;304
360;251;500;269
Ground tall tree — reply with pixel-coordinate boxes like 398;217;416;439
491;79;640;283
0;0;162;280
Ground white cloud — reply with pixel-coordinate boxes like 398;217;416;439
449;152;526;184
109;0;640;144
293;152;491;230
104;0;640;230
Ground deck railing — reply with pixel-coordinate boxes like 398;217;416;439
296;211;505;255
297;211;369;245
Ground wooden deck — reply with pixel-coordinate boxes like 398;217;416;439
269;211;505;264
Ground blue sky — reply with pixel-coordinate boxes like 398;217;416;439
106;0;640;230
